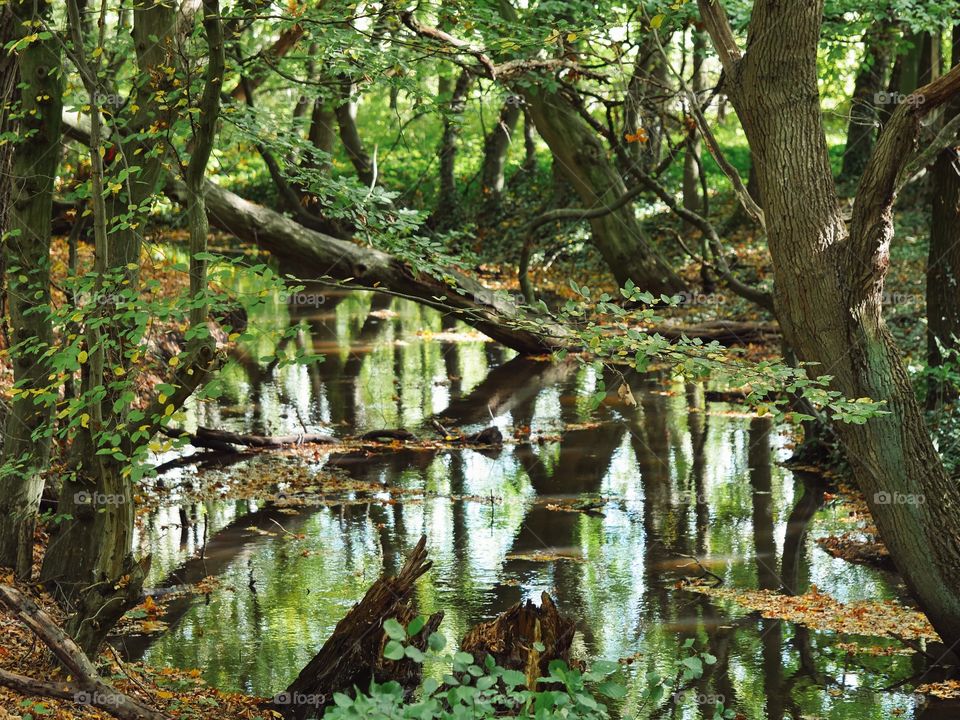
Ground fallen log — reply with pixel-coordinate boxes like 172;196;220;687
0;584;168;720
167;179;569;355
161;425;337;450
648;319;780;345
266;536;443;720
460;592;577;689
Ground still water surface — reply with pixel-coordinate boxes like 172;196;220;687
121;290;950;719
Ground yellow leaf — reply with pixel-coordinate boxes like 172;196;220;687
92;46;103;58
566;32;577;42
80;413;90;428
78;350;88;364
651;14;665;29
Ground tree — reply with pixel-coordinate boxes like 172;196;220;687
0;0;63;579
926;25;960;405
697;0;960;645
839;18;896;184
37;0;224;655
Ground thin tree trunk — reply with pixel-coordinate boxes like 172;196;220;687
840;19;895;183
0;0;63;579
699;0;960;647
926;25;960;406
432;69;472;230
334;78;374;186
479;99;521;211
683;30;707;219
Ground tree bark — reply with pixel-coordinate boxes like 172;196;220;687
0;0;63;579
926;25;960;405
840;20;896;184
524;88;686;294
698;0;960;646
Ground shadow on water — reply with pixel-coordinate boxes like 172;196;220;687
127;291;951;717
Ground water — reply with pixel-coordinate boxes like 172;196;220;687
121;289;952;719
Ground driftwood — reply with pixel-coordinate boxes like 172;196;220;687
266;536;443;720
649;319;780;345
0;584;168;720
460;592;577;688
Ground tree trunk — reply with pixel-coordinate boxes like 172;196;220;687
0;0;63;579
683;30;707;224
524;89;686;294
926;25;960;405
432;69;473;231
699;0;960;647
334;78;374;186
479;99;522;211
840;20;895;184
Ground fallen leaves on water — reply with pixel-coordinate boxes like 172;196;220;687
505;551;586;563
916;680;960;699
816;532;891;568
682;582;939;641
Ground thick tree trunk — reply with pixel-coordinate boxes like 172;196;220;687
524;89;686;294
839;20;895;184
926;25;960;405
0;1;63;579
166;179;568;354
699;0;960;646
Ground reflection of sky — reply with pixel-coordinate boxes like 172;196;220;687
137;292;924;718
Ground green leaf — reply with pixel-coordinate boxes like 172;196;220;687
597;680;626;699
428;631;446;651
383;618;406;641
407;615;425;636
383;640;405;660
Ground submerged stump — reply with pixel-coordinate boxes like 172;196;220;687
460;591;577;688
265;535;442;719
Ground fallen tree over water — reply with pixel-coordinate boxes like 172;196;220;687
168;179;568;355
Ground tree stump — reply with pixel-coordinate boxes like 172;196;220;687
460;592;577;688
266;535;443;719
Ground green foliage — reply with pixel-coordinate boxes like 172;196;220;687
321;617;735;720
